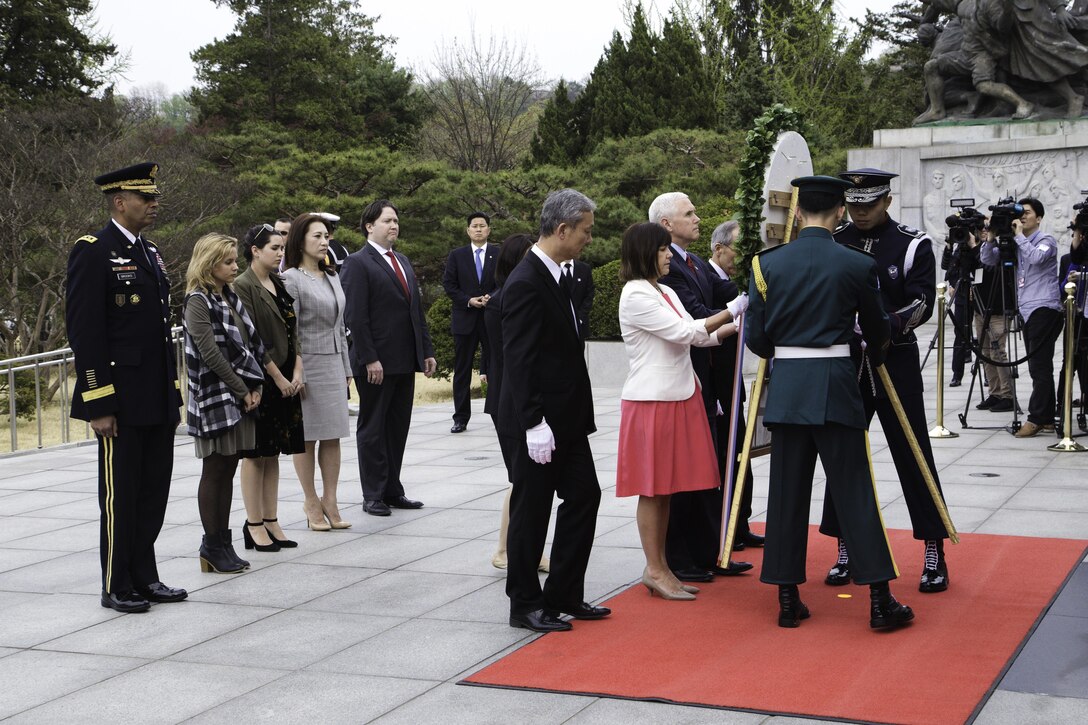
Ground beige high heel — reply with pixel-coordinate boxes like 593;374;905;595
303;501;331;531
641;573;696;600
321;502;352;529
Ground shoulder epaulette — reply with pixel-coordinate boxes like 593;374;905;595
897;222;928;240
76;234;97;245
844;244;875;258
754;244;787;257
833;221;852;234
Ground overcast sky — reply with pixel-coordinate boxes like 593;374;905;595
91;0;896;97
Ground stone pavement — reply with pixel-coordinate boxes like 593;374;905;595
0;322;1086;724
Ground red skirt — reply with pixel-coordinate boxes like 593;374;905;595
615;391;720;498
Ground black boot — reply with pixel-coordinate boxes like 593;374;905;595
919;539;949;593
869;582;914;630
199;534;245;573
825;538;851;585
777;584;811;628
221;530;250;570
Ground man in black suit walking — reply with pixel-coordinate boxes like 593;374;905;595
499;188;608;633
442;212;497;433
341;199;437;517
651;192;752;582
66;162;187;613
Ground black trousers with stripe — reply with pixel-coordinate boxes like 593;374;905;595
761;423;897;586
97;423;175;593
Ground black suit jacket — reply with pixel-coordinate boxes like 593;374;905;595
442;243;497;335
498;252;595;441
66;221;182;425
660;245;732;415
566;259;595;339
341;244;434;376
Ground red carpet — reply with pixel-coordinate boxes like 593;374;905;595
463;528;1087;725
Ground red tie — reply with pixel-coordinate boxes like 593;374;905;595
385;251;410;299
686;255;696;273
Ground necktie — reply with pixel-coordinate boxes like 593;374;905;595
686;255;696;273
559;267;577;331
475;247;483;283
135;236;155;274
385;251;410;299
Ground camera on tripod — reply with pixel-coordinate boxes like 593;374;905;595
945;198;986;245
1068;190;1088;234
987;196;1024;265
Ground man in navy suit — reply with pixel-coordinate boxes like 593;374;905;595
499;188;607;633
651;192;752;583
66;162;186;613
442;212;497;433
341;199;437;517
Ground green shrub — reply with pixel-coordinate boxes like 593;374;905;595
425;296;455;381
589;259;622;340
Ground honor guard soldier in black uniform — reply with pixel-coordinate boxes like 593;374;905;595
823;168;951;594
66;163;187;613
746;175;913;630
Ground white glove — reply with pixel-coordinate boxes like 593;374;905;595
526;420;556;464
726;293;749;319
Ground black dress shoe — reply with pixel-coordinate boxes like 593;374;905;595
919;560;949;593
732;540;745;551
740;532;765;548
546;602;611;620
450;422;467;433
870;588;915;630
777;584;811;628
989;398;1014;413
101;590;150;613
976;395;998;410
510;609;572;632
949;377;962;388
384;495;423;509
363;500;391;516
825;562;852;585
712;561;753;576
135;582;188;603
673;567;714;582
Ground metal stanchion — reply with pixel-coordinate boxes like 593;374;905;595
930;281;959;439
1049;282;1086;453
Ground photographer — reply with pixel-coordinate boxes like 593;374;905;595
962;227;1016;413
941;223;977;387
1057;229;1088;416
979;197;1063;438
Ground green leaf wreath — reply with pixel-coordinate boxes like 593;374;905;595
732;104;807;292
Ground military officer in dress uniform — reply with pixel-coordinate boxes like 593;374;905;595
823;168;951;594
66;163;187;613
746;175;914;630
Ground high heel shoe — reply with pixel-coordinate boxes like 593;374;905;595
199;534;245;574
243;521;281;552
641;574;696;600
680;584;700;594
321;502;352;529
263;518;297;548
304;502;331;531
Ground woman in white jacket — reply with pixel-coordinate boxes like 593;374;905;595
616;222;740;600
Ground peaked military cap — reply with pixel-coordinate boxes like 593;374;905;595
94;162;161;196
791;175;854;195
839;168;897;204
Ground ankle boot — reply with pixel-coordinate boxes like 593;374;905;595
825;538;851;585
220;530;250;570
199;534;245;573
919;539;949;593
777;584;810;628
869;582;915;630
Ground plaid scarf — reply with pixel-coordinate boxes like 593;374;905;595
184;287;266;439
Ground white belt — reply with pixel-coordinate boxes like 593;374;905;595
775;344;850;359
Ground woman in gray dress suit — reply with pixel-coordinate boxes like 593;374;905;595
282;214;353;530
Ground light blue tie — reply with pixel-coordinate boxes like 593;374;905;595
475;247;483;283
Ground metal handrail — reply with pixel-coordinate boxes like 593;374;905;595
1;326;186;452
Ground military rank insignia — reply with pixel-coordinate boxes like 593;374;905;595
130;294;141;305
115;294;126;307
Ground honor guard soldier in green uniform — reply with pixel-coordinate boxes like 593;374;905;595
824;168;951;594
66;163;187;613
746;175;914;630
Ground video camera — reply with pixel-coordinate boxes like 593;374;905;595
987;196;1024;265
1068;190;1088;235
944;198;986;245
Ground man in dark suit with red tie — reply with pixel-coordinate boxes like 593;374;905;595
66;162;187;613
651;192;753;583
442;212;497;433
499;188;608;633
341;199;437;517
